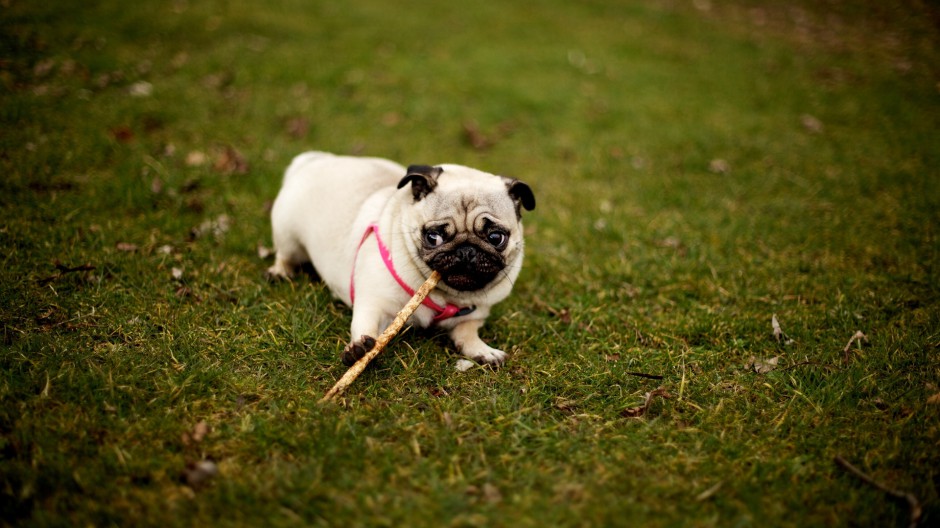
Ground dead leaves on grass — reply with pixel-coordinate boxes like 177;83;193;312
747;316;870;374
189;214;232;240
800;114;824;134
182;145;249;175
842;330;868;364
927;388;940;406
465;483;503;505
181;459;219;489
751;315;869;374
180;420;219;490
746;355;780;374
181;420;210;446
284;116;310;139
115;242;139;252
621;387;671;418
462;120;515;150
771;314;794;346
211;145;249;175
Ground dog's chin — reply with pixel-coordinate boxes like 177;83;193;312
440;270;499;292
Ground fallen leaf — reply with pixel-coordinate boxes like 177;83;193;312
181;420;210;445
109;126;135;143
708;159;730;174
428;387;449;398
191;214;232;240
657;236;683;250
926;393;940;405
202;71;235;90
553;482;586;502
772;314;794;345
185;150;208;167
604;353;621;362
33;58;56;78
455;359;475;372
181;459;218;489
115;242;138;252
191;420;209;443
555;398;576;412
801;114;824;134
842;330;868;363
212;145;249;175
175;286;194;299
621;387;671;418
128;81;153;97
482;483;502;504
285;116;309;138
462;121;492;150
747;356;779;374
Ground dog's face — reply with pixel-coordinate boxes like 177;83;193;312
397;164;535;293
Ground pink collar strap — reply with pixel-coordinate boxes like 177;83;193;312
350;223;474;323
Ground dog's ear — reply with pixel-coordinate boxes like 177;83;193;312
505;178;536;215
398;165;443;201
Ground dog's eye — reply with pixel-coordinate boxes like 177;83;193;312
424;231;444;248
487;231;508;249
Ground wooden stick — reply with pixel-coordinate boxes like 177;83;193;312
834;455;922;528
319;270;442;403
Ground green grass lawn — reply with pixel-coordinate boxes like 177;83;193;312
2;0;938;526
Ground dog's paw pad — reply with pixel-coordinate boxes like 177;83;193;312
340;335;376;366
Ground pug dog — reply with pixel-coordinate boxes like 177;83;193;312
267;151;535;367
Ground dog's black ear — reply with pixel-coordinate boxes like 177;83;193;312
398;165;443;201
506;178;536;214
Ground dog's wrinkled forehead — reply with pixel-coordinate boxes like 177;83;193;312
426;176;517;224
398;164;535;224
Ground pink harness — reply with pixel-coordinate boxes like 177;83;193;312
350;223;473;323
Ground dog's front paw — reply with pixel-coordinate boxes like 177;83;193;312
265;259;294;283
460;343;507;367
341;335;376;366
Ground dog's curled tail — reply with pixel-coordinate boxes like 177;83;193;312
283;151;334;184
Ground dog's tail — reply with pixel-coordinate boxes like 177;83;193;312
283;151;333;184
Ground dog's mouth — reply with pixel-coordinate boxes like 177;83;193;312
425;243;504;292
441;270;500;291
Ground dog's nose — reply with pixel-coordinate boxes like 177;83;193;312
455;245;477;263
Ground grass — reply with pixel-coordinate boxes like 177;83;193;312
2;0;938;526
